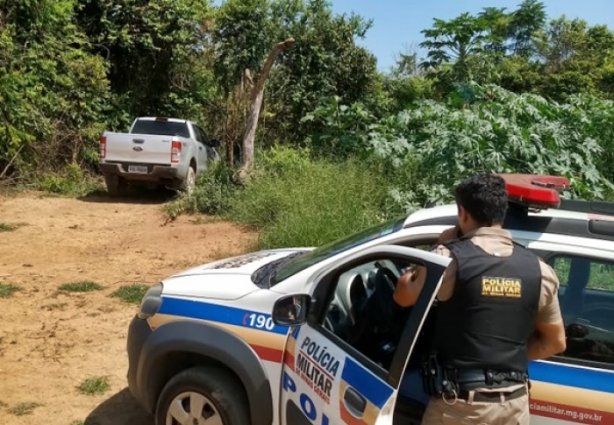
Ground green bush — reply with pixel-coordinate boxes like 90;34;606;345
367;84;614;206
29;164;103;196
231;148;390;248
164;162;237;219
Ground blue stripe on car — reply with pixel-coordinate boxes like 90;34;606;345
341;357;393;408
529;360;614;393
159;296;288;335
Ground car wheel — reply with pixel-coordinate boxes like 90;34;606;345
156;366;249;425
104;174;127;196
181;166;196;195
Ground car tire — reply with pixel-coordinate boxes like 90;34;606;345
104;174;127;196
181;166;196;195
155;365;250;425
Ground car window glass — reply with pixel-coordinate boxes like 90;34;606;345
192;125;203;143
549;255;614;364
272;217;406;285
320;257;421;371
131;120;190;138
196;126;207;143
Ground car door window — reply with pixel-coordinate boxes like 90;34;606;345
192;125;204;143
550;255;614;364
317;256;428;371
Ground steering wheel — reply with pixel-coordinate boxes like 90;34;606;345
374;262;399;291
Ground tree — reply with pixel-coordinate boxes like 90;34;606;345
508;0;546;57
266;0;378;146
239;37;295;176
0;0;108;176
419;13;488;82
75;0;213;124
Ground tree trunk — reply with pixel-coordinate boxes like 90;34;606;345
237;37;295;179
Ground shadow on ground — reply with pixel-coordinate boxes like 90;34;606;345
78;187;178;205
85;388;153;425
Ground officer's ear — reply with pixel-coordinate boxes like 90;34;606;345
458;206;474;234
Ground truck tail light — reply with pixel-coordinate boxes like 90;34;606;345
500;174;570;209
171;139;181;163
99;135;107;159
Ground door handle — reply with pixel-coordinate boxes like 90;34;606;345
343;387;367;417
132;138;145;144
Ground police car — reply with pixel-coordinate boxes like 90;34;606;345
127;174;614;425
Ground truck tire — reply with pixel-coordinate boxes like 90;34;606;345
181;166;196;195
155;366;250;425
104;174;127;196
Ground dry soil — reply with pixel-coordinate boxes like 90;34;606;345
0;191;257;425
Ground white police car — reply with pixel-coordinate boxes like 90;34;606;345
127;174;614;425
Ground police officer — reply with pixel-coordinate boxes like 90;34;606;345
394;174;566;425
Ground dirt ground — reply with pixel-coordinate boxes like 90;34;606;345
0;191;257;425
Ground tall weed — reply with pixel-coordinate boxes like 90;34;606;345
164;162;237;219
231;148;390;248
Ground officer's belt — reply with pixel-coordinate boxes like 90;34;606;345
452;368;528;387
456;385;527;403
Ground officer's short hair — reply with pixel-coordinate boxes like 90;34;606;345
455;174;507;226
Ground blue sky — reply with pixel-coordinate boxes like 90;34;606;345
329;0;614;71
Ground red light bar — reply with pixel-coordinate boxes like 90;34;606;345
500;174;570;209
155;117;168;122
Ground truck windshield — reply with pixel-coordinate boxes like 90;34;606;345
131;120;190;138
271;217;406;286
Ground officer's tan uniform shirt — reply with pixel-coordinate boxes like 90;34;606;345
434;227;562;325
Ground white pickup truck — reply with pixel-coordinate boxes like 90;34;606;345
99;117;219;195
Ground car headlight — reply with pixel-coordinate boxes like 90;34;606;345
138;283;163;319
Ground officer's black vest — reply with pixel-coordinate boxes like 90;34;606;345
434;238;541;373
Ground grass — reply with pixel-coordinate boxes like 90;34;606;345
230;156;389;248
77;376;110;396
7;402;42;416
0;283;20;298
30;164;103;197
0;223;18;232
162;148;394;250
58;281;103;293
110;284;149;304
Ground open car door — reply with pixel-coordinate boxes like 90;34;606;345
278;245;450;425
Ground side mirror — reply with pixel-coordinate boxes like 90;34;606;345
272;294;311;326
209;138;220;148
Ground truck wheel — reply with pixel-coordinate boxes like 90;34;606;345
181;166;196;195
156;366;250;425
104;175;127;196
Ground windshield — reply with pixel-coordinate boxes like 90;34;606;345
131;120;190;138
271;217;406;285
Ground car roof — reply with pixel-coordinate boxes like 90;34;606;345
403;200;614;242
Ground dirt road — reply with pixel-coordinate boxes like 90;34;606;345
0;191;256;425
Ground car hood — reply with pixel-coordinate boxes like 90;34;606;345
161;248;308;300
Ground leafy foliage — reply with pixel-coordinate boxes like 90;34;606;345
0;0;109;175
28;164;103;196
367;84;613;209
164;161;237;219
